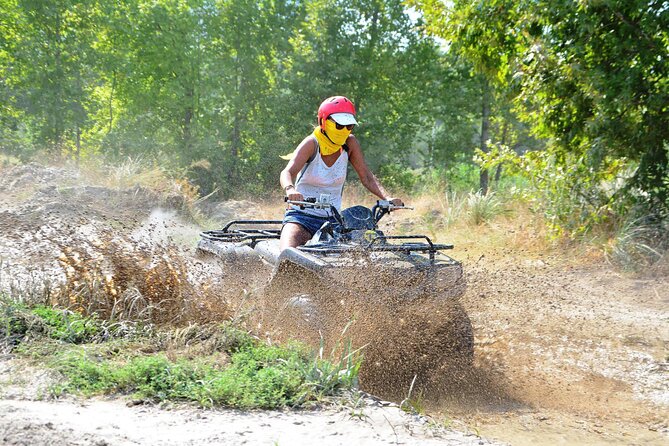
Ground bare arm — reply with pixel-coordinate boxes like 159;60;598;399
280;136;316;201
347;135;403;205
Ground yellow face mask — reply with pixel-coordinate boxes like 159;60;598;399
324;119;351;146
312;119;352;156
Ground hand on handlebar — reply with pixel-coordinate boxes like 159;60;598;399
387;197;404;207
285;189;304;204
377;198;413;211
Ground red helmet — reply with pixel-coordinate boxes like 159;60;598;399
317;96;357;130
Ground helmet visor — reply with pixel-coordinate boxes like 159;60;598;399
329;112;358;126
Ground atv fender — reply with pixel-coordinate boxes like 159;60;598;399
197;238;261;265
253;239;281;265
277;247;329;274
265;247;330;297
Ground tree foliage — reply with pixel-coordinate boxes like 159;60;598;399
414;0;669;222
2;0;486;196
1;0;667;233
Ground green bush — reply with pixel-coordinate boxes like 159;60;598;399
31;306;101;343
0;297;30;348
378;163;420;192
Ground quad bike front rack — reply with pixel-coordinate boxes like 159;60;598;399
300;234;454;261
200;220;282;247
200;200;457;263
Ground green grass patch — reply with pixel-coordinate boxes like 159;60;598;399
1;300;100;345
52;334;360;409
2;297;360;409
1;296;152;350
30;306;102;343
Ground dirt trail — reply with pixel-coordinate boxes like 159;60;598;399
0;163;667;445
446;257;669;445
0;394;499;446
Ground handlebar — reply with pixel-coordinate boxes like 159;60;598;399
374;200;414;211
285;197;412;212
285;197;412;229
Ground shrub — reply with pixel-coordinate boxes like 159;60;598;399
606;215;668;271
31;306;101;343
378;163;419;192
0;297;30;349
466;191;504;225
51;325;362;409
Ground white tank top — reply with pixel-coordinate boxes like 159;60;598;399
293;138;348;217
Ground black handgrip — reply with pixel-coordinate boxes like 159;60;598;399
284;196;316;203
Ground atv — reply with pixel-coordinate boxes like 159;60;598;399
198;198;473;395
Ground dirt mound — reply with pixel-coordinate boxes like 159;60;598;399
0;163;79;193
0;163;230;325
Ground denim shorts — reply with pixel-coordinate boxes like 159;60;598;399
283;209;337;236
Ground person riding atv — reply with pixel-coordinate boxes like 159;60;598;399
198;199;472;396
198;97;472;396
279;96;403;250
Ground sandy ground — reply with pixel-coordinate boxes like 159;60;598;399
0;394;498;446
0;163;667;445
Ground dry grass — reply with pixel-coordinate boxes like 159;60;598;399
77;157;172;193
381;192;552;263
52;235;231;326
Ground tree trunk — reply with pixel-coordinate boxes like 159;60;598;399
182;86;194;152
53;11;64;153
75;126;81;165
479;79;491;195
229;47;245;186
108;71;116;134
495;120;508;183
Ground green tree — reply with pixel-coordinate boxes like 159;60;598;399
286;0;469;177
5;0;104;159
519;0;669;213
416;0;669;224
410;0;526;194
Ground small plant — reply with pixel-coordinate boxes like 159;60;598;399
605;216;668;271
0;296;31;350
466;191;504;225
31;306;101;343
440;190;465;228
399;374;425;415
